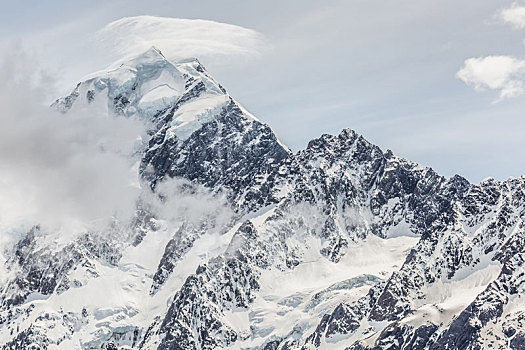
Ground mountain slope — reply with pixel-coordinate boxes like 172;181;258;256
1;48;524;350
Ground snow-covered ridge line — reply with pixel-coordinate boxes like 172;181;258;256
2;47;525;350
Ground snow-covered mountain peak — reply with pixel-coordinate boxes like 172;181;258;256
6;47;525;350
51;48;290;196
107;46;168;71
52;48;227;123
125;46;166;63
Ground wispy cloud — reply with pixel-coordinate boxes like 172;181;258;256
499;3;525;29
0;48;145;235
0;46;238;266
457;55;525;101
93;16;266;65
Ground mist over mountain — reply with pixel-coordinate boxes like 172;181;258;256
0;47;524;350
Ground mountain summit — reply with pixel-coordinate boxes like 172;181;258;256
1;49;525;350
53;46;290;196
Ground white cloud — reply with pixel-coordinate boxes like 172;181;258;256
0;49;146;236
500;3;525;29
456;55;525;100
146;178;234;233
93;16;265;66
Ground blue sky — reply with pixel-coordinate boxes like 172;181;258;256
2;0;525;183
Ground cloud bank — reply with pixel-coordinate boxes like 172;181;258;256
457;56;525;100
93;16;265;65
0;49;145;236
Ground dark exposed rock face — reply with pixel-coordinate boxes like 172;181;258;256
150;224;200;295
431;252;525;350
240;129;470;237
347;323;438;350
329;177;525;350
1;227;125;309
140;98;290;200
157;222;260;349
2;326;49;350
